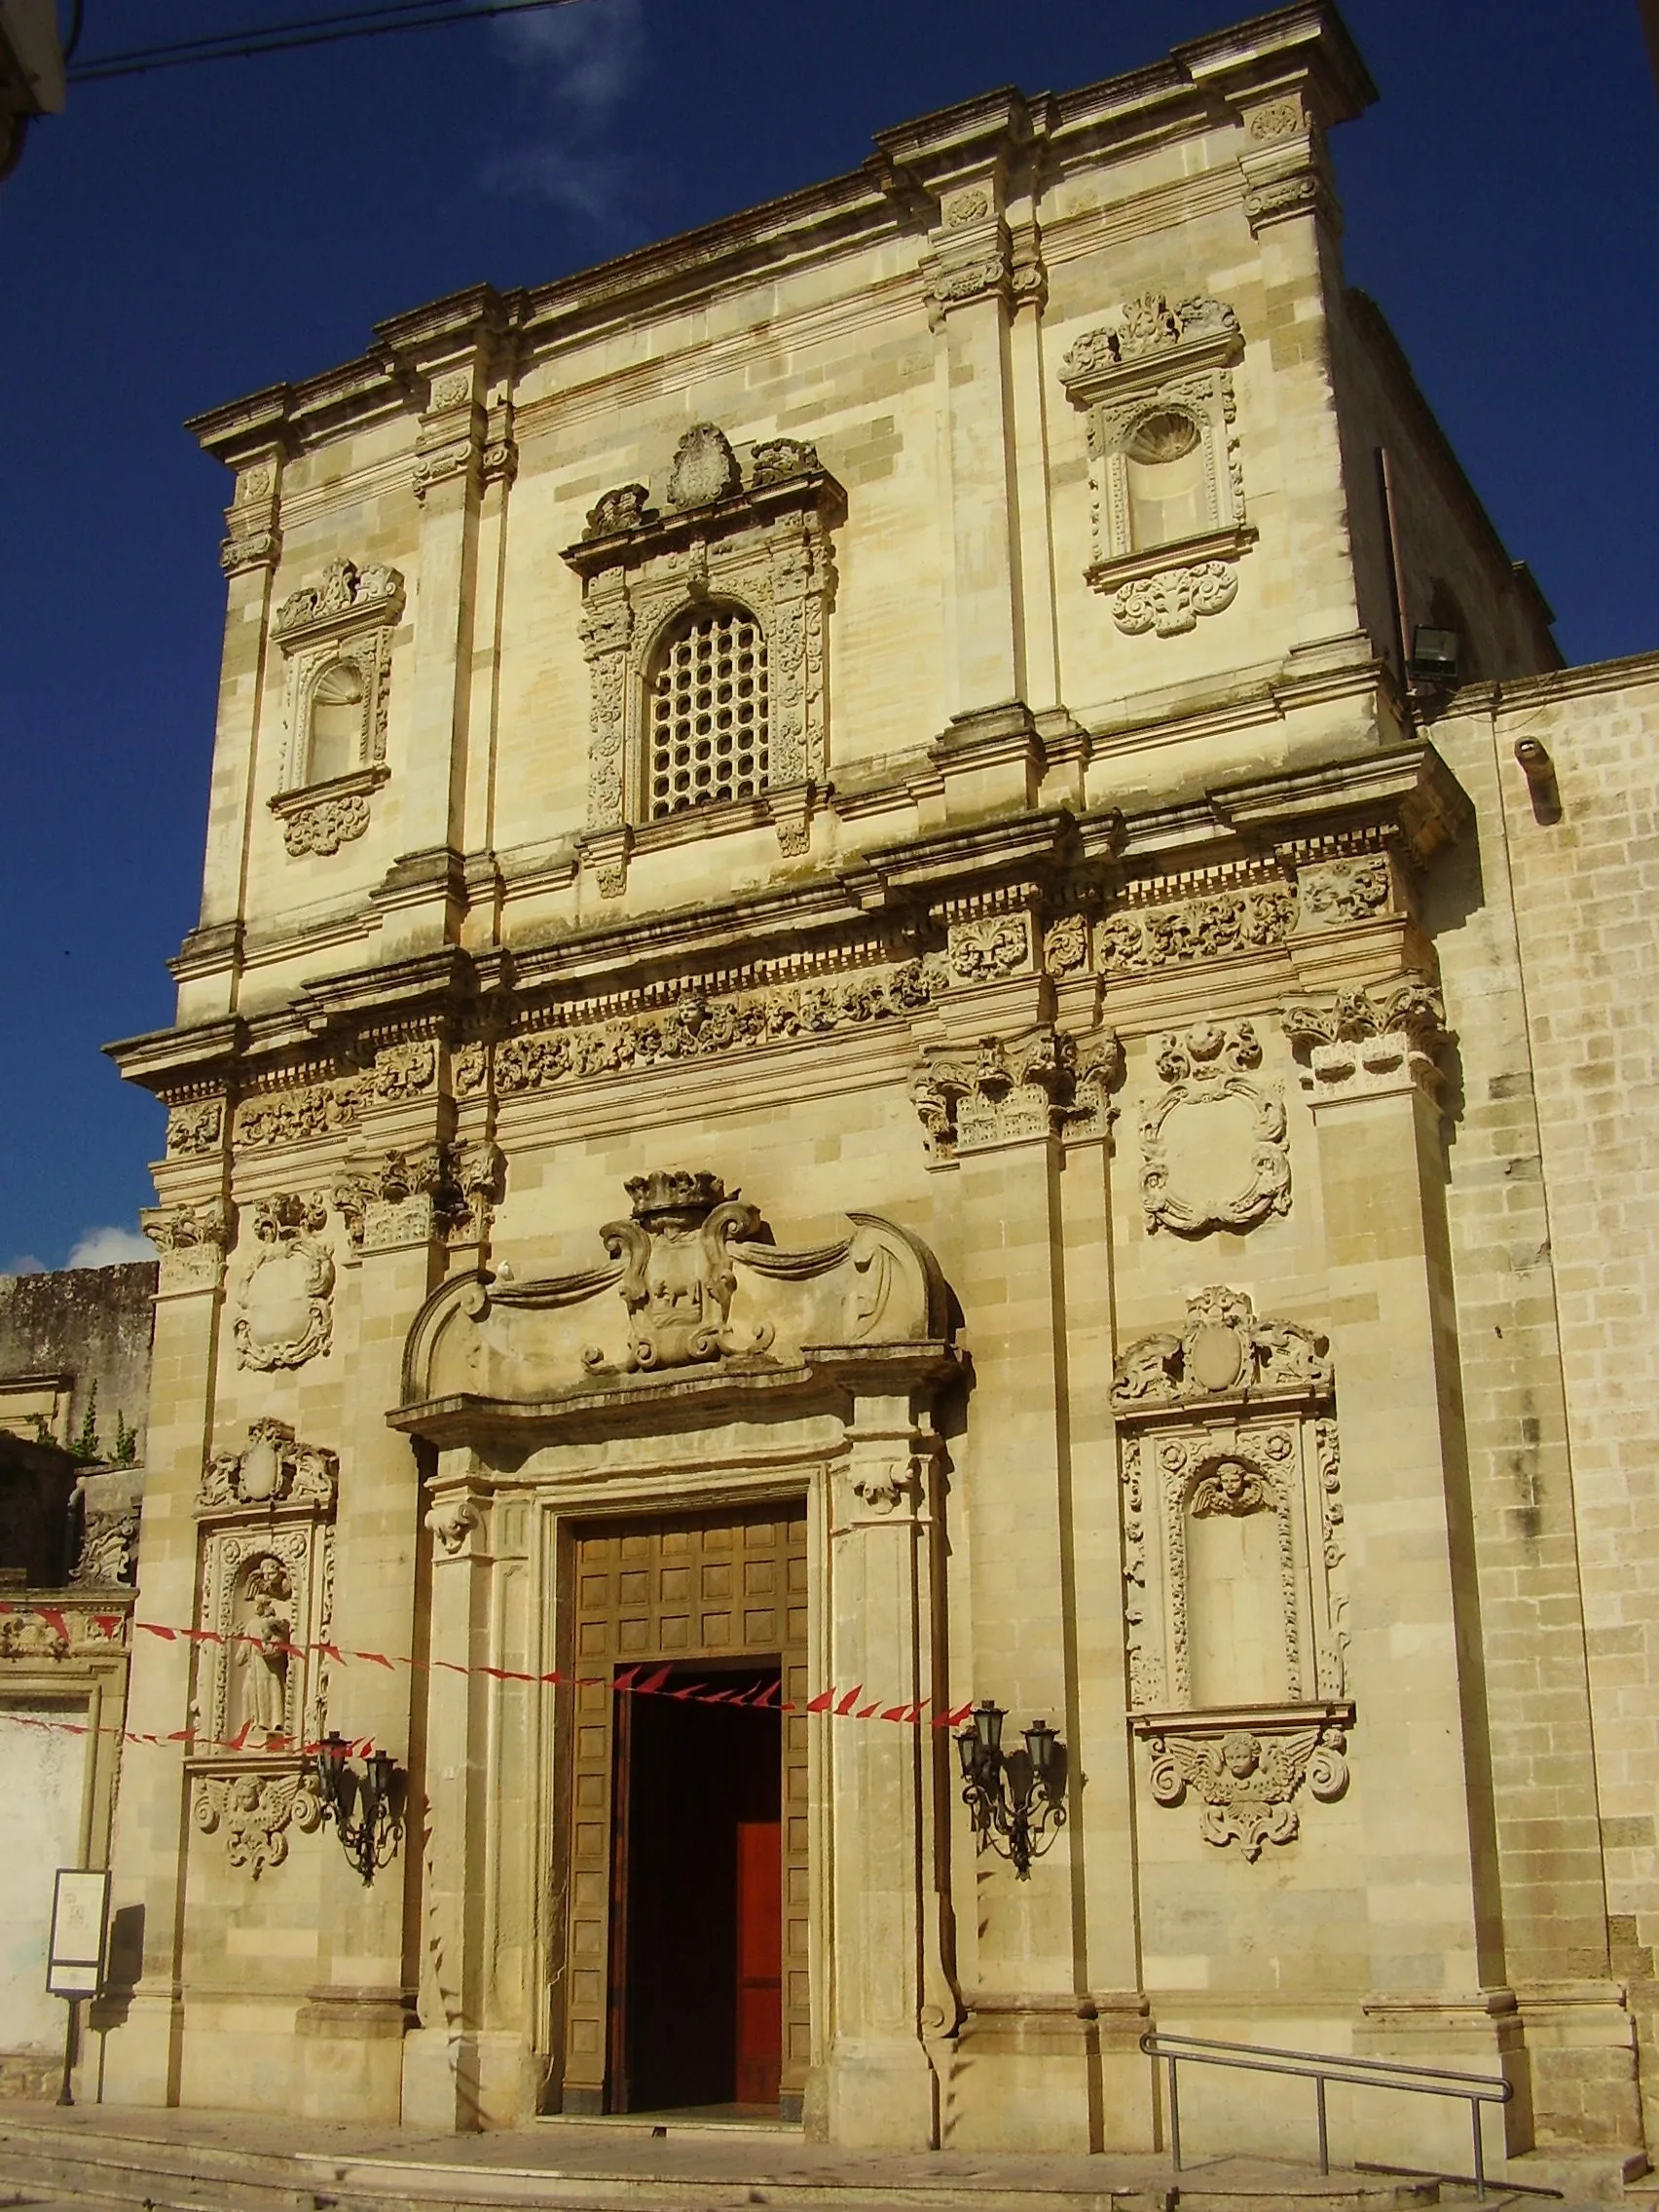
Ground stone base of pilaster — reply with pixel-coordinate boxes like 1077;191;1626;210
296;1986;412;2122
1511;1980;1645;2156
940;1994;1099;2152
96;1985;182;2107
823;2033;938;2149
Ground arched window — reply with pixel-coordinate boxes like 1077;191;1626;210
1124;407;1207;551
307;659;364;785
646;605;769;819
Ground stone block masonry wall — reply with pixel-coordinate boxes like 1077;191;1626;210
0;1262;157;1459
1446;654;1659;2123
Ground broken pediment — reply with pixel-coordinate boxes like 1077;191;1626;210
395;1172;950;1442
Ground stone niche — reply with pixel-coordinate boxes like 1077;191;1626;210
1112;1286;1351;1860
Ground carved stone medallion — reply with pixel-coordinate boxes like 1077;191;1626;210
234;1196;335;1371
202;1419;337;1513
1140;1021;1291;1237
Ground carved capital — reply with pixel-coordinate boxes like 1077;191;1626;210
142;1198;235;1293
915;1025;1122;1161
1280;975;1450;1106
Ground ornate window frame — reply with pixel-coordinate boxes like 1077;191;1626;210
269;556;404;857
1112;1286;1352;1860
562;424;845;896
1059;293;1255;639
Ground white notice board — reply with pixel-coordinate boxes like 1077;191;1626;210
46;1869;109;2000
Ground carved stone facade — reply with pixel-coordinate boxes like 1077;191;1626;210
84;7;1656;2186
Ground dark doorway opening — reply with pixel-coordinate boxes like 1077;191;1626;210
608;1662;783;2115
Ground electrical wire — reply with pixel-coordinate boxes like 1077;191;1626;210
68;0;592;84
61;0;86;64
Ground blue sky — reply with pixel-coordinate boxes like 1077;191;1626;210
1;0;1654;1273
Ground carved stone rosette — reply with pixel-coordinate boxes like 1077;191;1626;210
1113;1287;1352;1859
1139;1020;1291;1236
1059;293;1254;635
562;425;845;887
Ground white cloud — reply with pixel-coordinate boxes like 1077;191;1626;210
482;0;646;232
1;1256;46;1277
66;1226;154;1270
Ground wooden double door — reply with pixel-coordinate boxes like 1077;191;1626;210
562;1503;809;2115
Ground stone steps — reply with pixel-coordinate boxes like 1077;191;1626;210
0;2108;1498;2212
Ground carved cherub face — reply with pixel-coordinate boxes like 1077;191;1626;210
1221;1731;1260;1780
244;1557;290;1604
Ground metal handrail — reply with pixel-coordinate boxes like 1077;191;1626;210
1140;2030;1513;2201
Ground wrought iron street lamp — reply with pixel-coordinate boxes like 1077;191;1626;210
955;1699;1066;1879
313;1732;401;1884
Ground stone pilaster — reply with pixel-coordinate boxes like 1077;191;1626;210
820;1365;951;2150
102;1176;235;2105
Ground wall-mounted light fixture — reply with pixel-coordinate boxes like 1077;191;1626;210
1408;624;1461;685
313;1733;401;1884
955;1699;1067;1879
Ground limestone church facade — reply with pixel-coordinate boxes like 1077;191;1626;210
63;0;1659;2178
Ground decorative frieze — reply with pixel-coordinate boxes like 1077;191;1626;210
235;1078;363;1150
166;1099;225;1158
1297;853;1391;927
233;1195;334;1371
1281;974;1450;1105
372;1040;437;1100
1099;883;1296;977
1139;1021;1290;1237
946;911;1035;985
491;960;946;1099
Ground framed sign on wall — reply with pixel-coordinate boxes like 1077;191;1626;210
46;1868;109;2000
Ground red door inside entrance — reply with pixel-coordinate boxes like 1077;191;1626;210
735;1821;782;2105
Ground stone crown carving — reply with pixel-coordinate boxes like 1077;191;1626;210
1112;1286;1331;1417
201;1418;337;1514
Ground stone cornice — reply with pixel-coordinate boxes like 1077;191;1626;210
188;6;1371;465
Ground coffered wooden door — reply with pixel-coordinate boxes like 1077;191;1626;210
560;1501;809;2114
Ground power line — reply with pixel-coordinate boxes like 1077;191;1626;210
68;0;593;84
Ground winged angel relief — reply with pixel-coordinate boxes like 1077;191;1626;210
1146;1723;1348;1861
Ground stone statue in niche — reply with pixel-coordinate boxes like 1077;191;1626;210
236;1555;294;1745
588;1170;774;1374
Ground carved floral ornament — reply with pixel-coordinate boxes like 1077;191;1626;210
1059;292;1251;639
1139;1020;1291;1237
141;1198;235;1292
1113;1287;1350;1859
562;424;846;890
268;556;404;860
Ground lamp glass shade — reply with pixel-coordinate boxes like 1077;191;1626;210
955;1726;979;1782
1025;1719;1056;1779
973;1700;1004;1756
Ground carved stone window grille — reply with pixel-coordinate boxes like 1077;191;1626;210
268;556;403;858
563;424;843;893
1059;294;1255;639
648;606;769;817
